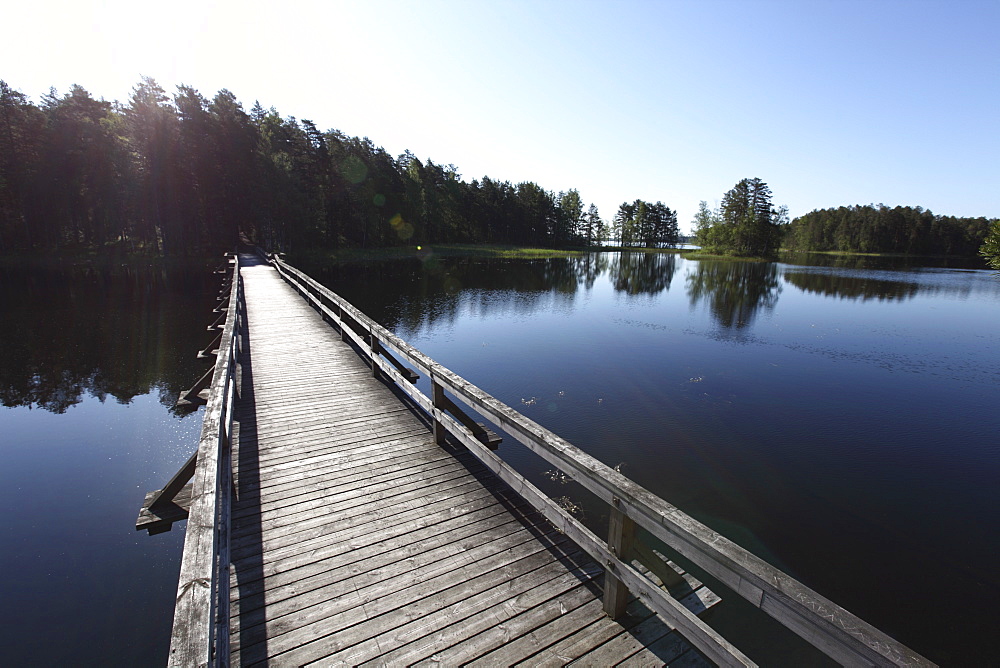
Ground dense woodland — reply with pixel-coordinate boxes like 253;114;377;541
784;204;994;257
0;77;668;255
1;78;995;260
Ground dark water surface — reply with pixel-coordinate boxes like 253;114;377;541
305;251;1000;666
0;260;216;666
2;252;998;665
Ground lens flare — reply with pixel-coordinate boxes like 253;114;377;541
389;214;415;241
341;156;367;184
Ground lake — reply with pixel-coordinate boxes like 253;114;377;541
2;251;998;665
0;260;216;665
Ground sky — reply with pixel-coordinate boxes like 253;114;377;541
4;0;998;233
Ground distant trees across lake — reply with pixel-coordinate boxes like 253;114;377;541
1;78;995;259
0;78;633;255
784;204;994;257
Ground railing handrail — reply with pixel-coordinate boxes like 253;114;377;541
169;255;242;667
269;255;934;667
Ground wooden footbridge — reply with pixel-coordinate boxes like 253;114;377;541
138;251;934;667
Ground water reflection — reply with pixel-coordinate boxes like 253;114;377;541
784;270;921;302
0;261;215;414
686;261;781;329
779;251;989;271
309;252;686;334
608;251;676;295
572;253;610;291
782;266;1000;302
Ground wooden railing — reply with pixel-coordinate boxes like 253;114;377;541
269;254;934;667
168;254;243;667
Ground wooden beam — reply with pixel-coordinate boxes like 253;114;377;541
604;503;636;618
135;483;194;534
144;450;198;511
177;366;214;407
634;540;686;591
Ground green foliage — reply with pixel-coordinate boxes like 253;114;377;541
694;179;785;257
612;199;679;248
981;220;1000;270
786;204;994;257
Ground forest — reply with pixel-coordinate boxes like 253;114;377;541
1;77;995;260
784;204;994;257
0;77;683;256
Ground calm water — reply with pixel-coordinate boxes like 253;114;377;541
2;252;998;665
0;260;216;666
304;251;1000;665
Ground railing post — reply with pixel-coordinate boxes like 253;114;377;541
370;332;381;379
603;498;637;619
338;305;347;342
432;378;447;445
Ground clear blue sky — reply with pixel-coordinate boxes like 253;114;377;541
5;0;998;232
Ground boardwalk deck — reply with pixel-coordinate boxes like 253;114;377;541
228;255;715;666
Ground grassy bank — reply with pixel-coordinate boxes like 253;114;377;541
3;242;695;268
289;243;691;265
679;250;772;262
780;248;981;260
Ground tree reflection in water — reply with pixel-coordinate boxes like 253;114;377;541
0;261;214;414
608;251;676;296
783;270;920;302
686;260;781;329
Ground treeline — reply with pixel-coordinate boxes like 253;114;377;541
0;77;643;255
785;204;994;256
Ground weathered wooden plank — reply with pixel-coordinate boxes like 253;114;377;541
460;593;612;667
231;482;533;574
230;505;537;611
233;449;453;507
232;461;491;530
231;475;494;554
239;424;432;470
235;431;434;483
232;513;558;639
142;450;198;513
423;578;606;667
242;423;434;467
235;458;480;520
569;613;692;666
230;452;461;514
237;531;576;662
617;638;713;667
230;480;514;563
337;564;605;667
512;598;655;667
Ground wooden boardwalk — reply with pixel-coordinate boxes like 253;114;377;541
227;254;715;666
147;252;933;667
